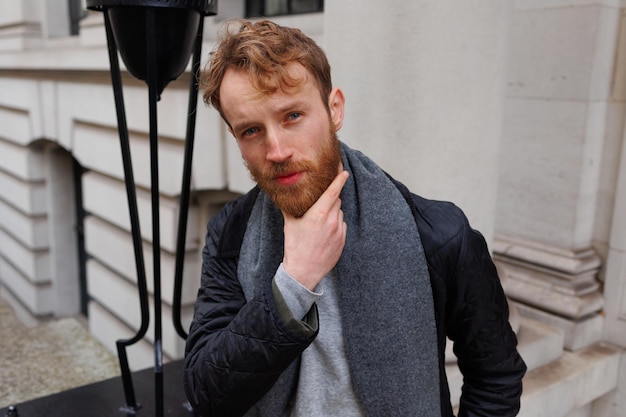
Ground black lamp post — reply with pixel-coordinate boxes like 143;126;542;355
85;1;217;415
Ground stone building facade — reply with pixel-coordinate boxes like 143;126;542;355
0;1;624;416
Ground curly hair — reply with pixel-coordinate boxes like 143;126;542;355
200;19;333;120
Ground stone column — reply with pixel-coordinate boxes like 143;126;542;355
323;0;511;243
493;3;624;350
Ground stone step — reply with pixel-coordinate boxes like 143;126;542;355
447;332;619;416
446;315;565;408
0;296;120;408
519;343;620;417
516;315;566;371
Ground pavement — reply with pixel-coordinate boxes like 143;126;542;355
0;296;120;409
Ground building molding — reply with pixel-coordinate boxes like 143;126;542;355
494;234;605;350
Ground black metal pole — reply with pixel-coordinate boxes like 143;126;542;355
145;7;165;417
103;10;150;414
172;18;205;341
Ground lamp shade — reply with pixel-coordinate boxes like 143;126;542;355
87;0;217;95
86;0;217;15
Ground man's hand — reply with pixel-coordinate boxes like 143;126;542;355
282;171;349;291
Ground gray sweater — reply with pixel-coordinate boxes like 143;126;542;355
274;264;366;417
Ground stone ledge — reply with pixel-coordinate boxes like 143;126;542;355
515;315;565;371
519;343;621;417
447;315;564;408
449;341;620;415
516;302;604;350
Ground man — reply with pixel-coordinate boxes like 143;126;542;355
184;19;526;417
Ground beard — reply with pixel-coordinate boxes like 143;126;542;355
247;130;342;218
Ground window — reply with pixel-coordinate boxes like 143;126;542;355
246;0;323;18
69;0;87;35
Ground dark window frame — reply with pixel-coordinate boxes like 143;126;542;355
245;0;324;18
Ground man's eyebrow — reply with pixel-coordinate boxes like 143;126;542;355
231;119;254;134
276;99;310;114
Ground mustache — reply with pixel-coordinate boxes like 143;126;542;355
264;161;314;179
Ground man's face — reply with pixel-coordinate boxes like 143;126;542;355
219;63;345;217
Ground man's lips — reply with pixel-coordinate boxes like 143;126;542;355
275;171;303;186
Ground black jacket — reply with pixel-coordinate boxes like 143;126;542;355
184;179;526;417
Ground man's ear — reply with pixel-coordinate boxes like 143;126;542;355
328;87;345;131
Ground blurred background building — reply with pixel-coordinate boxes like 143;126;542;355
0;0;624;415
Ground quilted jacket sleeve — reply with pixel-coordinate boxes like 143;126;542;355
413;196;526;417
451;219;526;417
183;199;318;417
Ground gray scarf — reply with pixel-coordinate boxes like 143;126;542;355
239;143;441;416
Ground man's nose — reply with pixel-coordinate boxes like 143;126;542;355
266;129;292;162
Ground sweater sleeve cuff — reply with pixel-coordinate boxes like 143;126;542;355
273;263;322;322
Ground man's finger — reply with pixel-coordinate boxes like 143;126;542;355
310;170;349;212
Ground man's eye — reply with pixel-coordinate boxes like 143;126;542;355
287;112;301;121
242;127;259;137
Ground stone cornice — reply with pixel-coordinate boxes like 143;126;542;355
0;68;192;88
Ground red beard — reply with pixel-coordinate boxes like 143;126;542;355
248;132;341;218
